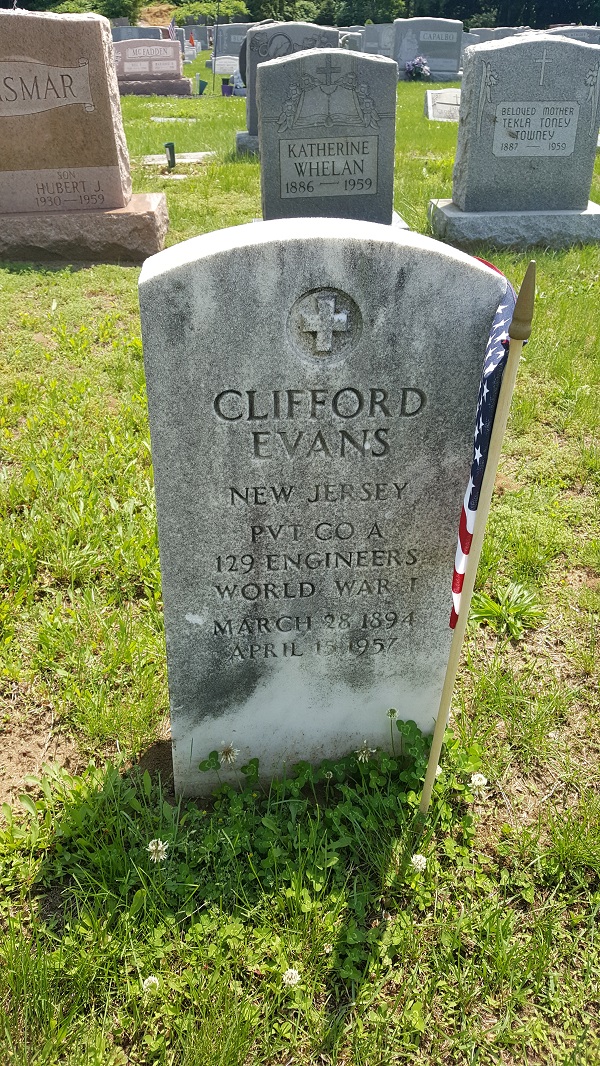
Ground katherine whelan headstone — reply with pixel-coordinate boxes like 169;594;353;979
257;49;399;224
0;10;168;261
429;33;600;247
139;217;508;795
237;21;339;154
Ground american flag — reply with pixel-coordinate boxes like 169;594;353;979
167;17;177;40
450;276;517;629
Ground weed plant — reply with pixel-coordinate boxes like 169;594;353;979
0;80;599;1065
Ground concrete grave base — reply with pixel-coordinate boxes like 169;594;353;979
0;193;168;263
118;78;192;95
429;199;600;249
236;131;260;156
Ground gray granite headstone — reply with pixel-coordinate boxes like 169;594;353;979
460;31;481;62
340;32;364;51
469;27;529;43
138;217;507;795
188;26;209;50
544;26;600;46
214;22;254;57
245;21;340;138
363;23;395;57
111;26;162;41
258;49;397;223
394;17;463;80
453;33;600;212
429;32;600;246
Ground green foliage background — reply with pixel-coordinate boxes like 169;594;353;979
7;0;600;34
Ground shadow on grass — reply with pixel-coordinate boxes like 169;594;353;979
0;723;465;1063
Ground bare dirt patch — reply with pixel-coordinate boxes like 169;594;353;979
0;682;82;810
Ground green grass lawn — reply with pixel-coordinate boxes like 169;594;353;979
0;80;599;1065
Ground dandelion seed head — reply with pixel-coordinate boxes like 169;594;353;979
219;743;240;766
355;740;377;764
282;967;301;987
147;838;168;863
410;853;427;873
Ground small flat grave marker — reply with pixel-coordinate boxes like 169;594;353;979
425;87;461;121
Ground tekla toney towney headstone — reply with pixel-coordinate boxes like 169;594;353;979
257;49;401;225
0;10;168;262
429;32;600;248
139;217;522;796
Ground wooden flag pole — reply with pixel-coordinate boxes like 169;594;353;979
418;261;536;818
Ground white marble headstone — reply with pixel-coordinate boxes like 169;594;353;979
139;218;507;795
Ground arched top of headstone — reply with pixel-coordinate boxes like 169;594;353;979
139;218;510;794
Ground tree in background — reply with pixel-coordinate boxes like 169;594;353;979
6;0;598;27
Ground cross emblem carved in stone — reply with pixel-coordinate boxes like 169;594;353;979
535;48;552;86
300;295;349;353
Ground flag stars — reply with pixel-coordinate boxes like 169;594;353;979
474;446;482;463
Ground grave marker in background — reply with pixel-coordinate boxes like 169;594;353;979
394;17;463;81
237;21;339;154
139;217;508;795
258;49;399;224
114;39;192;95
425;87;461;121
0;10;167;261
362;23;395;57
429;32;600;246
111;25;162;41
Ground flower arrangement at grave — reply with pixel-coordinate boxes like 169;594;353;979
405;55;431;80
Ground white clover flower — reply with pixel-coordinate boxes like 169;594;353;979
435;764;443;778
147;838;169;863
219;743;240;766
387;708;398;720
142;975;159;993
470;772;488;798
324;771;333;780
323;943;333;955
355;740;377;764
410;853;427;873
282;967;301;987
